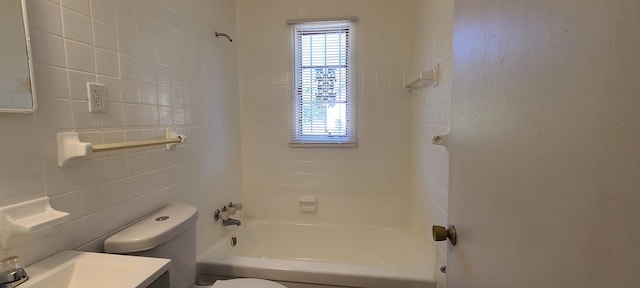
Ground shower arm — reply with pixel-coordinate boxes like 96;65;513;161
215;32;233;42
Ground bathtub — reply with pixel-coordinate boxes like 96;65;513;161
196;221;436;288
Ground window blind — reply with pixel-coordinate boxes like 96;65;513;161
290;21;356;146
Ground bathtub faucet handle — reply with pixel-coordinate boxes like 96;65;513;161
214;208;229;221
229;202;243;210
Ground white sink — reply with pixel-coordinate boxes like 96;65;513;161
19;251;170;288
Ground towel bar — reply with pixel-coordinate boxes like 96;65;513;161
56;128;185;167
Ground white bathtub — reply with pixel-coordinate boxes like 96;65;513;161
196;221;436;288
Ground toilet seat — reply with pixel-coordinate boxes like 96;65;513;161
196;278;286;288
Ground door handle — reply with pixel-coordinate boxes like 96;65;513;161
432;224;457;246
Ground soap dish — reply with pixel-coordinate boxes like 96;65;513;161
0;197;70;246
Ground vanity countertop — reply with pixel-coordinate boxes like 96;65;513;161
19;250;170;288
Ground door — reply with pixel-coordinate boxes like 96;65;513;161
447;1;640;287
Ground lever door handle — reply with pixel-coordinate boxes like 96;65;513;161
432;224;457;246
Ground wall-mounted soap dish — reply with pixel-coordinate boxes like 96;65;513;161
297;196;318;213
0;197;70;246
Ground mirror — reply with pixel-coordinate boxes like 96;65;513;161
0;0;37;113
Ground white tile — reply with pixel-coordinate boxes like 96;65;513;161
0;116;40;169
43;165;79;196
119;54;139;80
171;87;183;105
117;29;139;57
104;155;128;182
75;158;106;188
101;102;124;128
81;180;129;215
90;0;116;26
30;30;66;68
65;40;95;72
95;48;119;77
92;20;117;51
170;66;183;88
62;9;92;44
115;0;136;30
67;70;96;100
80;203;135;243
61;0;90;15
155;46;171;66
36;98;73;131
141;104;159;126
145;150;168;171
140;82;158;104
0;168;45;205
156;64;171;86
126;152;147;175
96;75;121;103
157;86;171;106
120;79;141;103
172;106;185;125
158;106;173;125
33;64;69;100
139;58;156;84
122;103;143;126
26;0;63;36
71;100;101;128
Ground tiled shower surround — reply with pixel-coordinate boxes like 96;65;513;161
0;0;241;264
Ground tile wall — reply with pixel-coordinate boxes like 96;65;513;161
410;0;454;286
236;0;416;227
0;0;241;265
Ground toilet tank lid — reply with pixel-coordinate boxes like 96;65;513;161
104;204;199;253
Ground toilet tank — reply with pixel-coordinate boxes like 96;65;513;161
104;204;199;288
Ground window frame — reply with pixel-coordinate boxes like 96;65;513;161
289;20;357;147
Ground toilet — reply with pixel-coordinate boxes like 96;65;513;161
104;204;285;288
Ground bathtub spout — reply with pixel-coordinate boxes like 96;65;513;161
222;218;241;226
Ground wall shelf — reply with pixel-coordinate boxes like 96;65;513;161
405;64;440;91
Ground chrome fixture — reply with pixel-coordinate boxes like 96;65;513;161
227;202;243;214
222;218;241;226
214;202;243;225
213;206;225;221
214;32;233;42
230;236;238;247
0;268;28;288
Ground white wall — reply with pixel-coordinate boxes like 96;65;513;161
236;0;416;227
410;1;453;286
0;0;241;265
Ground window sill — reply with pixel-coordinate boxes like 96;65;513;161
289;142;357;148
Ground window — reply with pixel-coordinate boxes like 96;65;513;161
290;20;356;146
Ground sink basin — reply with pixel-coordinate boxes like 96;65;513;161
19;251;170;288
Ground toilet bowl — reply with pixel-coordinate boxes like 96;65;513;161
104;204;285;288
